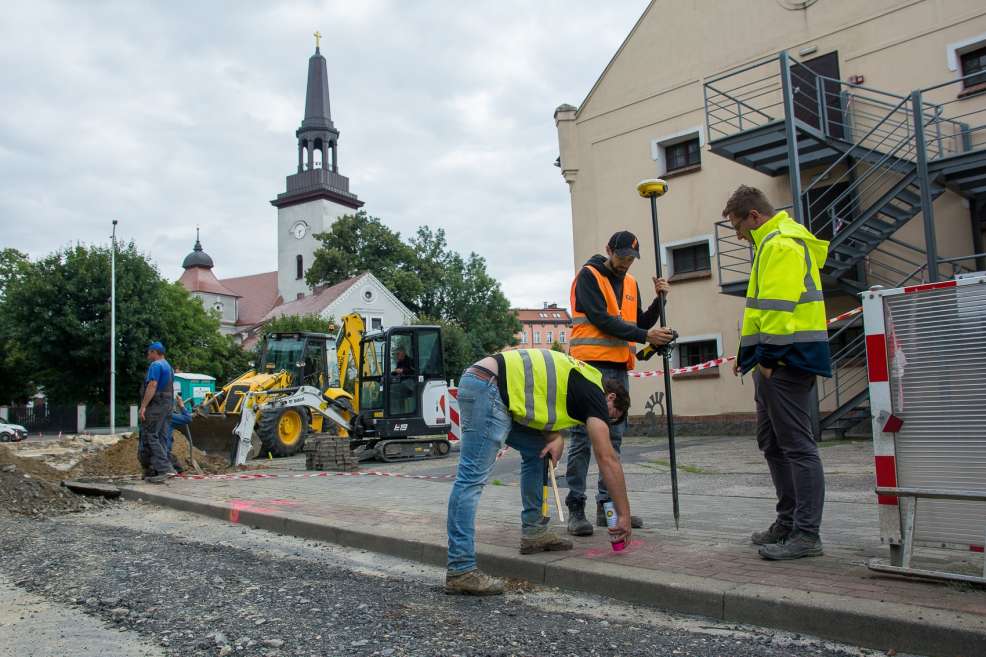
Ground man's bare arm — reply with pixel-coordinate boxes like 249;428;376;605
585;417;632;541
140;380;157;412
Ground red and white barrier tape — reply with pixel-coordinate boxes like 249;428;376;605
628;307;863;378
827;306;862;325
178;469;454;483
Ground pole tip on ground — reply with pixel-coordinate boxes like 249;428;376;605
636;178;669;198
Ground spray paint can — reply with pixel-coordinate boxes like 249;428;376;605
603;501;626;552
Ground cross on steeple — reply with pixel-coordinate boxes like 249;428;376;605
313;30;322;51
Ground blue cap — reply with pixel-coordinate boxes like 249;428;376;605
147;341;166;354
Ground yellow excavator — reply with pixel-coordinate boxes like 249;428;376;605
191;313;454;463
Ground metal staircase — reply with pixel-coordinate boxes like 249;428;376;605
704;52;986;435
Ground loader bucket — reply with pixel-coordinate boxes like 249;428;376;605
188;413;240;460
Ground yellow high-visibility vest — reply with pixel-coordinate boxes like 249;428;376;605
501;349;604;431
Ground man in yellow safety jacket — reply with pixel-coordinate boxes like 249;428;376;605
565;230;675;536
723;185;831;561
445;348;635;595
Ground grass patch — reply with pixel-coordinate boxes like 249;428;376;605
491;479;503;486
643;458;716;474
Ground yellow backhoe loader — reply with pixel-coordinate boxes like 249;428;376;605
191;313;454;463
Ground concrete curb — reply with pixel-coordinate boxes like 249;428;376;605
122;486;986;657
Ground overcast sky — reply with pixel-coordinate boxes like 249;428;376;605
0;1;649;308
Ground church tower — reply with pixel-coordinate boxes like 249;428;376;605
271;33;363;301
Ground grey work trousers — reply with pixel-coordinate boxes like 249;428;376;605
138;402;174;476
564;365;627;509
754;367;825;536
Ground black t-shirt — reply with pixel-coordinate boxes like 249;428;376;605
492;354;610;426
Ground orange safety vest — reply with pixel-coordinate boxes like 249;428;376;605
569;266;638;369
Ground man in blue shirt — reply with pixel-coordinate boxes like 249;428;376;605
139;341;176;483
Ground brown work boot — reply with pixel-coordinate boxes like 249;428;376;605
520;530;574;555
445;569;504;596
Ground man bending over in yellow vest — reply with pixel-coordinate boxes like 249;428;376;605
446;348;634;596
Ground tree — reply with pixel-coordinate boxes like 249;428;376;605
0;249;33;403
308;213;521;362
305;211;423;307
550;341;565;353
1;243;250;406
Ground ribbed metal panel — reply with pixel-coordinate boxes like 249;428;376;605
885;282;986;547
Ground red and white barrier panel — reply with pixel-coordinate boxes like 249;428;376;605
447;387;461;444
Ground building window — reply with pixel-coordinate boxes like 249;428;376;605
671;242;711;275
678;340;719;367
371;318;383;330
296;254;303;280
546;331;553;344
665;137;700;173
559;331;566;343
519;332;528;344
960;45;986;88
534;331;541;344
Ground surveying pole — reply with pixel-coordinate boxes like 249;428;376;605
635;179;680;530
110;220;118;437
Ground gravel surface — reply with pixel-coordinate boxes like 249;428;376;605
0;503;891;657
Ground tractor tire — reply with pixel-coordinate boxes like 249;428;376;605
257;406;310;457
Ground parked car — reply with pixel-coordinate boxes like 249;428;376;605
0;422;28;442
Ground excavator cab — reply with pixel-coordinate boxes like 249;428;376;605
258;332;338;391
354;325;451;450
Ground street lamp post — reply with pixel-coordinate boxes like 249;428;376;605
110;220;117;436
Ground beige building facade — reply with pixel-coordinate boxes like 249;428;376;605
556;0;986;420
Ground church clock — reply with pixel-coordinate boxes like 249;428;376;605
291;221;309;240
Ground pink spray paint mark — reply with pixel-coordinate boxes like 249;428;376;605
581;539;645;559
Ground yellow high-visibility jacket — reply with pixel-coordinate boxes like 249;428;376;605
500;349;604;431
739;211;832;377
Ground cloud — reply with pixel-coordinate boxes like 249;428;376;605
0;0;648;308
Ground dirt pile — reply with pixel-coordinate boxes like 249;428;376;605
69;433;234;478
0;448;115;516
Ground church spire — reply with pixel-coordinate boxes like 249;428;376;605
271;33;362;212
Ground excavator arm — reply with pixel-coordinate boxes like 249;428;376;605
335;313;365;411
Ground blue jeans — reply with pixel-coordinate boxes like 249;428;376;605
564;365;628;508
446;372;549;575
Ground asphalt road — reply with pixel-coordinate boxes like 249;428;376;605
0;503;891;657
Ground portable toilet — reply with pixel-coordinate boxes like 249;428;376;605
174;373;216;409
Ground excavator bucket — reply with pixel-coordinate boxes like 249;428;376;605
187;413;240;460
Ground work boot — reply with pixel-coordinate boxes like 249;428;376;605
566;504;593;536
596;502;643;529
146;472;170;484
758;532;824;561
520;531;574;555
751;521;792;546
445;570;504;596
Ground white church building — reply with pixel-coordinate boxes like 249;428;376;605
179;40;414;347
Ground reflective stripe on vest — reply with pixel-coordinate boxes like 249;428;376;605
741;230;827;349
501;349;604;431
569;265;638;368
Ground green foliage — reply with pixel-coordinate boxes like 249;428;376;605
308;214;521;362
550;341;565;352
0;243;251;405
0;249;33;403
305;211;423;308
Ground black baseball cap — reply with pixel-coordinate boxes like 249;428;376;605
608;231;640;258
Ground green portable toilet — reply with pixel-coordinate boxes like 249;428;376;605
174;373;216;409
